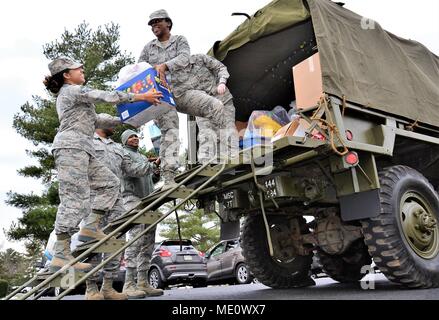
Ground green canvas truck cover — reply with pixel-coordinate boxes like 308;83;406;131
210;0;439;127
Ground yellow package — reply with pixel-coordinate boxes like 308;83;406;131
253;115;282;137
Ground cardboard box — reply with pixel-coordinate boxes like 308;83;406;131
235;121;248;140
293;52;323;109
272;117;325;142
116;68;176;127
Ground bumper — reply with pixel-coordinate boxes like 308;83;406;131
162;264;208;283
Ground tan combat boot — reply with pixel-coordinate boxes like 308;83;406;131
85;280;104;300
122;280;146;299
78;210;108;243
137;271;164;297
49;236;93;273
100;277;127;300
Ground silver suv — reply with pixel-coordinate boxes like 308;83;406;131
206;238;254;285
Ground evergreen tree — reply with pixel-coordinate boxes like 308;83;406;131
159;207;220;253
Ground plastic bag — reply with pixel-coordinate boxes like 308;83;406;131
115;62;152;88
147;121;161;155
44;230;82;262
44;230;57;261
242;106;291;148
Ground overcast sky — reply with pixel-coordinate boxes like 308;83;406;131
0;0;438;253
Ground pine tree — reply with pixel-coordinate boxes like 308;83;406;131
6;21;135;248
159;207;220;253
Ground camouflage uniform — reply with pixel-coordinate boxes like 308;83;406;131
121;141;156;273
138;34;190;176
52;84;134;235
85;132;153;279
171;54;239;163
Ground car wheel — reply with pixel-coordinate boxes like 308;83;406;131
235;264;252;284
54;287;64;297
148;268;164;289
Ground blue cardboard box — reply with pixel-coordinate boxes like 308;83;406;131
116;68;176;127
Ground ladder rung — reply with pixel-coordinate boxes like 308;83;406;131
33;270;87;289
109;210;163;228
166;187;195;199
72;239;126;256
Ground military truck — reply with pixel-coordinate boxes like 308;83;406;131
8;0;439;301
186;0;439;289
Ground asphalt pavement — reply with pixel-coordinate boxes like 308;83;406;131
49;274;439;300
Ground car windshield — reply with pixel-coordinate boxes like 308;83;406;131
165;245;196;252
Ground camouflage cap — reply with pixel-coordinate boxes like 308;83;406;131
121;129;139;146
48;56;83;76
148;9;172;25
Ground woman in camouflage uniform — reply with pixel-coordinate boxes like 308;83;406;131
44;56;162;274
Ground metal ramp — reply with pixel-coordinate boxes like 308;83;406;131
4;133;326;300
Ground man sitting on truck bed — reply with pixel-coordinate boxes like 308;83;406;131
170;53;239;164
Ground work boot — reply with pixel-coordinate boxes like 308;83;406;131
100;277;127;300
137;280;164;297
85;280;104;300
122;280;146;299
49;235;93;273
137;270;163;296
78;210;108;243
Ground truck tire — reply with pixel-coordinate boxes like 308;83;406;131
362;166;439;288
241;214;315;289
317;239;372;283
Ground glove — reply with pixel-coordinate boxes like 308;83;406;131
217;83;227;95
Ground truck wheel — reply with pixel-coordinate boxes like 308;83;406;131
317;239;372;283
362;166;439;288
241;214;315;289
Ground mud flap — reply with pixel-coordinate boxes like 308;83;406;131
339;189;381;221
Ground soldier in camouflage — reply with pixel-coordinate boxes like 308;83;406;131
138;9;190;187
79;125;127;300
45;57;162;277
120;129;164;298
171;53;239;163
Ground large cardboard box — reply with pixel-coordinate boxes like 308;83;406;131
116;68;176;127
293;53;323;109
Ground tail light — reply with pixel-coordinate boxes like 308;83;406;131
198;251;205;257
345;130;354;141
159;249;172;257
344;151;359;166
